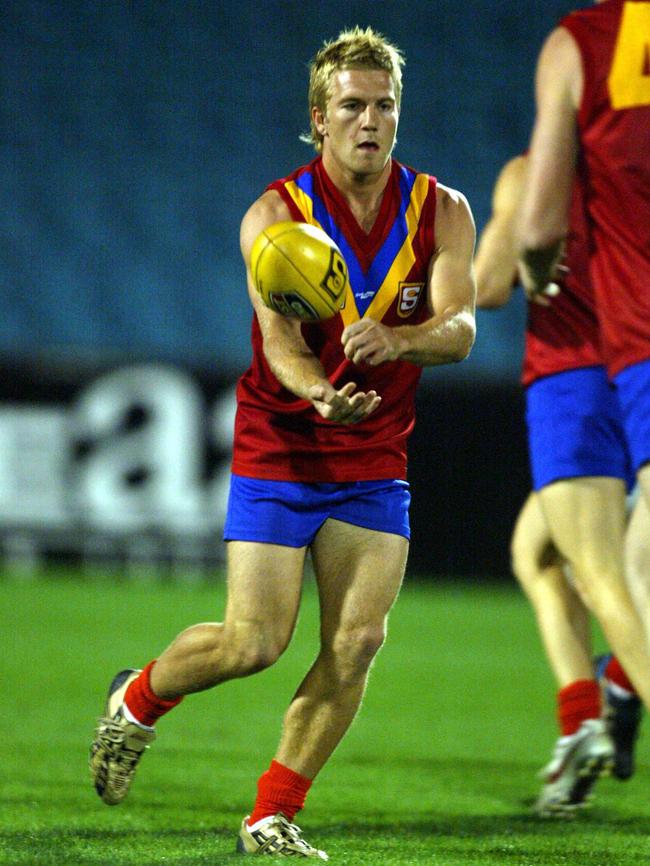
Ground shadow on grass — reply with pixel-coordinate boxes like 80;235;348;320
3;809;650;866
4;756;649;864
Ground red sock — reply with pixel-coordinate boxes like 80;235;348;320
248;760;312;826
605;656;637;695
123;660;183;727
557;679;601;735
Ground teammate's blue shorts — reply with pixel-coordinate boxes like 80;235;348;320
613;357;650;473
223;474;411;547
526;365;633;491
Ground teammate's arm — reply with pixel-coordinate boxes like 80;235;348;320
475;155;527;309
240;192;381;424
519;26;582;298
341;185;476;367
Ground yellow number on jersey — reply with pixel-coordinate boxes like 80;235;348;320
608;2;650;109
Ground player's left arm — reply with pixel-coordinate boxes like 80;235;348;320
341;185;476;367
518;26;582;299
475;154;528;309
240;192;381;424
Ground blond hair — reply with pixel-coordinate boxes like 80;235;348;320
301;26;405;152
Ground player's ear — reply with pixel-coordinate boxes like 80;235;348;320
312;106;327;137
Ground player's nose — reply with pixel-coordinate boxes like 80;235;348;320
360;106;378;128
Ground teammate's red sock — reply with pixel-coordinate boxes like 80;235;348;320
557;679;601;736
123;660;183;727
605;656;637;695
248;760;312;826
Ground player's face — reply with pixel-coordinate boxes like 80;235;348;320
315;69;399;178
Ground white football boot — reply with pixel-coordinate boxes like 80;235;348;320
89;668;156;805
535;718;614;817
237;813;329;859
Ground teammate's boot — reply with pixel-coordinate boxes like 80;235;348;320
89;668;156;805
236;813;329;859
595;653;642;780
534;718;614;818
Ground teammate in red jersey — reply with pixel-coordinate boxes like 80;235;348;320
89;27;476;858
518;0;650;809
476;152;644;815
520;0;650;489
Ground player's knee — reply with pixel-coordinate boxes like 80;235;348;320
223;622;289;675
233;641;285;675
331;624;386;684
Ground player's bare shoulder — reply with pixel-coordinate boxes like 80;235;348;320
436;182;473;222
240;190;292;264
434;182;476;254
494;155;528;205
536;25;583;109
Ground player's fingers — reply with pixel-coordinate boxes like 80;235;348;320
343;338;364;361
363;346;390;367
342;391;381;423
350;340;376;365
361;394;382;417
336;381;357;399
341;320;372;341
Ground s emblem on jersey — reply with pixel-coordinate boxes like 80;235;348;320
397;282;425;317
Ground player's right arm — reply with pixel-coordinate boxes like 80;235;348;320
518;26;581;299
239;191;381;424
475;155;527;309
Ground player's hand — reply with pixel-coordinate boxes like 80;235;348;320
523;280;561;306
341;319;401;366
518;261;562;306
519;244;566;306
308;381;381;424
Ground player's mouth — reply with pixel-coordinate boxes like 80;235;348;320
357;141;380;151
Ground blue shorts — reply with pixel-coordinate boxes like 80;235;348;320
614;357;650;473
526;366;633;491
223;475;411;547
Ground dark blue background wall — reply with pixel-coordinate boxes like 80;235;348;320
1;0;589;379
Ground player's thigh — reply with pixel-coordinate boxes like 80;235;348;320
225;540;307;643
625;492;650;594
511;492;558;573
310;518;408;640
638;462;650;512
538;476;627;571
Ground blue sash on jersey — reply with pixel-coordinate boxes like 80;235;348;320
284;164;430;325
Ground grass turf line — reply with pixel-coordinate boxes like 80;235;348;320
1;572;649;865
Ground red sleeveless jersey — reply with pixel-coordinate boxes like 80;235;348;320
561;0;650;377
522;176;602;386
231;157;437;482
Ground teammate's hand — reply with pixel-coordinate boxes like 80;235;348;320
523;280;561;306
308;381;381;424
519;243;566;306
341;319;401;366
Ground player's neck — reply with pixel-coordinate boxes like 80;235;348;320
321;152;392;233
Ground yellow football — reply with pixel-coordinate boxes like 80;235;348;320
250;221;349;321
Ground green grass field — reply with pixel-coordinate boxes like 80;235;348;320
2;571;650;866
